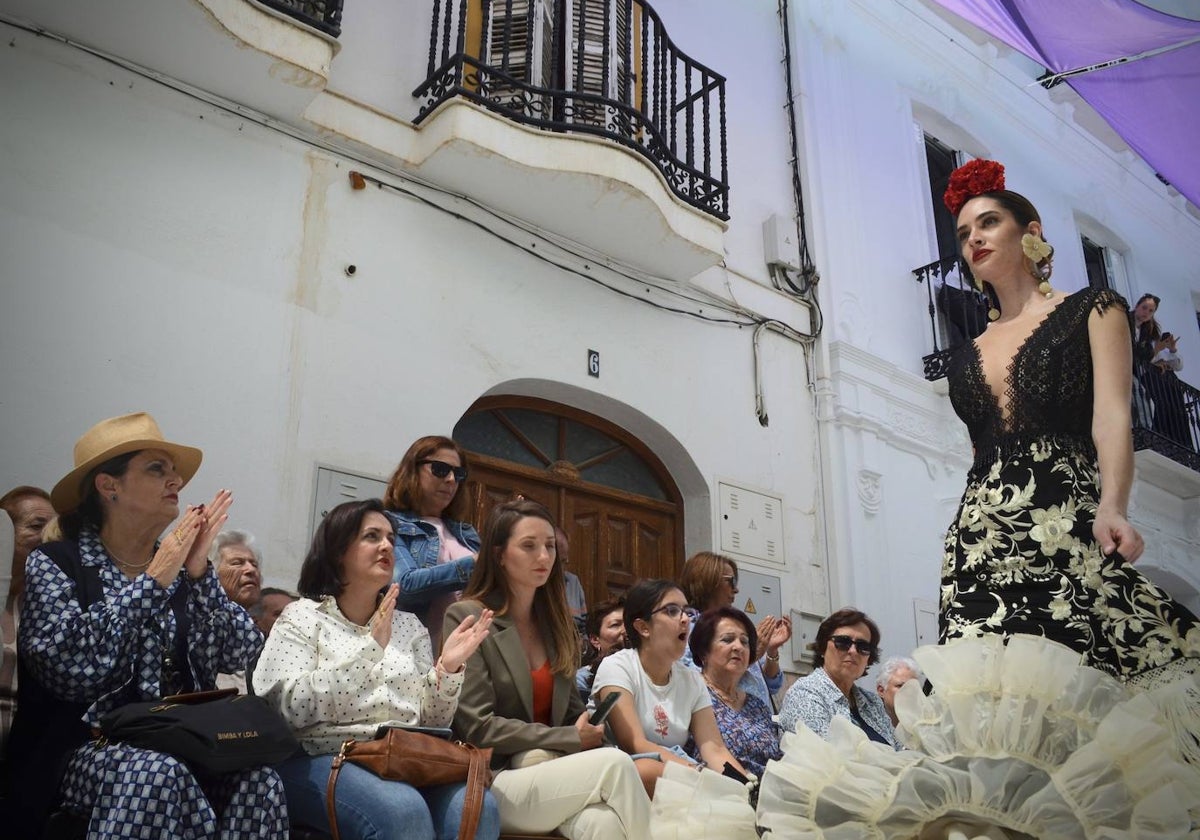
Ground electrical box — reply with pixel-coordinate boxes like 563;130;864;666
762;213;801;272
311;466;388;536
732;569;783;624
718;481;785;566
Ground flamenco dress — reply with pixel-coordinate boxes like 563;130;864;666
757;288;1200;839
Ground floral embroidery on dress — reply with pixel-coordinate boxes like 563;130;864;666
942;288;1200;687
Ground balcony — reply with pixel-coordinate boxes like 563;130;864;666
913;257;1200;484
408;0;728;280
0;0;340;123
257;0;343;37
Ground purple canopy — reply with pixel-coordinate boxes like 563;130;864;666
928;0;1200;208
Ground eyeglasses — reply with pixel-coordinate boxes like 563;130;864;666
721;575;738;589
651;604;699;621
829;634;875;656
419;459;468;482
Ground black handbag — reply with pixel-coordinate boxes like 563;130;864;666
98;689;300;774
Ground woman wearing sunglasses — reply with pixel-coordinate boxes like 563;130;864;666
594;579;749;796
384;436;478;649
776;607;897;748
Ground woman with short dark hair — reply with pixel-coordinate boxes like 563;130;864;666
776;607;895;748
687;607;781;782
254;498;498;840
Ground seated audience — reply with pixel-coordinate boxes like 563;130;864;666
251;586;298;636
576;598;625;702
687;607;781;780
875;655;923;727
446;499;648;840
595;578;749;797
384;436;479;650
0;485;54;764
679;551;789;709
254;499;498;840
8;412;283;838
212;529;263;609
778;607;897;748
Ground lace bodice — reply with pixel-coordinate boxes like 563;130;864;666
946;287;1129;474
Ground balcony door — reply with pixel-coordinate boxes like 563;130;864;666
453;396;682;607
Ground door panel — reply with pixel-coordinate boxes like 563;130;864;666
465;462;678;609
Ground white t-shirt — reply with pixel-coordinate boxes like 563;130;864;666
592;647;710;749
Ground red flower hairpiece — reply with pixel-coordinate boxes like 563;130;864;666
943;159;1006;216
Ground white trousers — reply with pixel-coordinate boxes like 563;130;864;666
491;748;651;840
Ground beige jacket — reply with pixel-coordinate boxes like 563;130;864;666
445;598;585;770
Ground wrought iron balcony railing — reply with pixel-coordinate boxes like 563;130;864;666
413;0;729;220
1133;361;1200;472
914;256;1200;473
912;253;985;381
256;0;343;37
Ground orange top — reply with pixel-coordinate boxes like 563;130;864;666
530;661;554;725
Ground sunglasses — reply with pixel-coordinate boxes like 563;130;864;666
722;574;739;588
419;459;468;482
829;634;875;656
651;603;700;621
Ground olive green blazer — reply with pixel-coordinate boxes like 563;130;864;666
444;598;585;770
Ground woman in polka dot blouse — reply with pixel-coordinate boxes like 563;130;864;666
254;499;498;840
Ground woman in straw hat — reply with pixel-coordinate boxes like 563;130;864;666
5;412;287;838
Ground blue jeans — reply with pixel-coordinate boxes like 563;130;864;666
276;753;500;840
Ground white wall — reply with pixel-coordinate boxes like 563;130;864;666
793;0;1200;662
0;18;822;620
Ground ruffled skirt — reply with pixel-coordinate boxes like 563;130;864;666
756;635;1200;839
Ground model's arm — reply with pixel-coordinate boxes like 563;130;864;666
1089;302;1144;563
391;528;474;608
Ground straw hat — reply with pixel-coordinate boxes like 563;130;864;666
50;413;203;513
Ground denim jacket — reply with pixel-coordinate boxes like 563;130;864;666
385;509;480;611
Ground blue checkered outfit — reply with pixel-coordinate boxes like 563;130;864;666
19;526;287;838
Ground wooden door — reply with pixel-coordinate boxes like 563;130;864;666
455;397;683;612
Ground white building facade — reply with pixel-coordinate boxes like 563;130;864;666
1;0;1196;677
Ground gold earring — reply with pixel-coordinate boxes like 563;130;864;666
1022;234;1054;297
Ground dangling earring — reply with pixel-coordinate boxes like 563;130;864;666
1022;234;1054;298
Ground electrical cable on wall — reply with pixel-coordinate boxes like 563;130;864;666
5;12;825;425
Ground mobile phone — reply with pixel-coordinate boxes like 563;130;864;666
589;691;621;726
721;762;750;784
374;723;454;740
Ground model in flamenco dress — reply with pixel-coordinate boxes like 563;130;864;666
757;160;1200;840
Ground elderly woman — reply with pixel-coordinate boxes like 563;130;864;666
8;412;284;838
254;499;498;840
595;578;749;797
777;608;896;748
446;499;648;840
680;551;789;709
575;597;625;701
384;436;479;648
875;655;923;727
687;607;781;780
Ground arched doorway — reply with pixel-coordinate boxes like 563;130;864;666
453;396;684;607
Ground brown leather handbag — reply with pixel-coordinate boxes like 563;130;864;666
325;727;493;840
